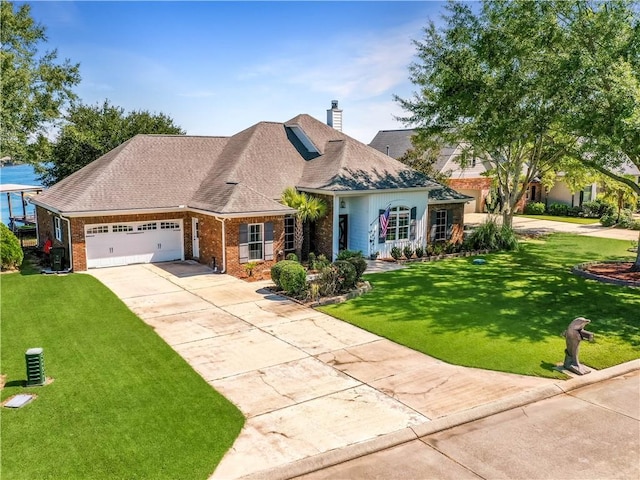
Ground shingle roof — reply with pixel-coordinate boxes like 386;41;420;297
36;135;228;213
369;129;415;159
429;185;473;204
37;115;442;216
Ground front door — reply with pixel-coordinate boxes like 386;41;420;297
192;218;200;258
338;214;348;251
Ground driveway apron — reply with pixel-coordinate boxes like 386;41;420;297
88;261;554;479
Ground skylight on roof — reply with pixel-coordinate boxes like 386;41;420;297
289;125;319;154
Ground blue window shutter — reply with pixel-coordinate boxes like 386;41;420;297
446;211;453;240
429;209;437;242
378;209;385;244
410;207;417;240
264;222;274;261
239;223;249;263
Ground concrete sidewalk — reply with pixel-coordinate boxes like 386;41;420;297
87;261;584;479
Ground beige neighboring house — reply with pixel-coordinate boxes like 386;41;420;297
33;102;448;275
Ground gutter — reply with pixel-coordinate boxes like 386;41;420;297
214;216;226;274
61;215;73;272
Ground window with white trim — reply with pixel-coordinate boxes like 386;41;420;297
248;224;263;260
86;225;109;235
284;217;295;252
54;217;62;241
386;206;410;241
435;210;447;241
239;222;274;263
113;224;134;233
137;223;157;231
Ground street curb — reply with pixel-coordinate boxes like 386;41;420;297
238;359;639;480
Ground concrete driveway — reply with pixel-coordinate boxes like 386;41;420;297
298;370;640;480
89;261;558;479
466;213;639;241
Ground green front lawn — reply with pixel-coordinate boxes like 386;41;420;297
1;273;244;480
517;214;600;224
320;234;639;379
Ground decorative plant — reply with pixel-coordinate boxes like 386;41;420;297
414;246;424;258
243;261;258;277
403;245;414;259
390;246;402;261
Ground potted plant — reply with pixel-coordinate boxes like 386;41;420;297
369;251;379;260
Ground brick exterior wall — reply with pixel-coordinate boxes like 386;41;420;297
36;207;289;278
222;215;286;278
36;208;189;272
448;177;492;213
312;194;334;260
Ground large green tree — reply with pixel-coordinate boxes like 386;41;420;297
0;1;80;163
39;100;185;185
397;0;574;227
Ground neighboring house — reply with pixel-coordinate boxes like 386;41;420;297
540;161;640;208
33;103;444;276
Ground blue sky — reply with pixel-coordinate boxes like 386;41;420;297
26;1;447;143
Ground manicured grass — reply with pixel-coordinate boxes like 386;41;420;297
1;272;244;480
319;234;639;379
517;214;600;224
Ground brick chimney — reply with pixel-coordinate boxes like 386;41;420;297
327;100;343;132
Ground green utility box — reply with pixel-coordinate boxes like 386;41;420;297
50;247;65;271
25;348;45;386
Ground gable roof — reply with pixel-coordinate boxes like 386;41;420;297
36;115;441;217
369;129;415;160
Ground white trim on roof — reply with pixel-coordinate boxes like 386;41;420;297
297;186;437;196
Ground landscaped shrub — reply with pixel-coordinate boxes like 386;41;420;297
390;246;402;261
581;200;613;218
498;225;519;251
336;249;363;260
318;265;340;297
464;218;518;251
332;260;357;292
286;253;299;262
271;260;300;289
567;206;582;217
403;245;414;259
523;202;545;215
600;213;617;227
311;254;331;271
346;256;367;281
0;223;23;270
547;203;569;216
279;262;308;298
308;252;316;267
415;246;424;258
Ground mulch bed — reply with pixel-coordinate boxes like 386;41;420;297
583;262;640;283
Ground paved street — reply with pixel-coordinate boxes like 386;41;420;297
297;371;640;480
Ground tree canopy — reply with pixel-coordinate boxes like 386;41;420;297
396;0;639;226
39;100;185;185
0;1;80;163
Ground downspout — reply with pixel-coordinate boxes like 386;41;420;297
214;216;226;274
61;216;73;272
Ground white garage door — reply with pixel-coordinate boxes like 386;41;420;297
85;220;183;268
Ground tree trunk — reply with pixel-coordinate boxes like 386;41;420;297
632;231;640;273
294;218;303;261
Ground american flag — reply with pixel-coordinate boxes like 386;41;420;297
379;206;391;239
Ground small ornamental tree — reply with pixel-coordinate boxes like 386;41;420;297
0;223;24;270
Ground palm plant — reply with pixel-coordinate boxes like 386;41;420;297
281;187;327;260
